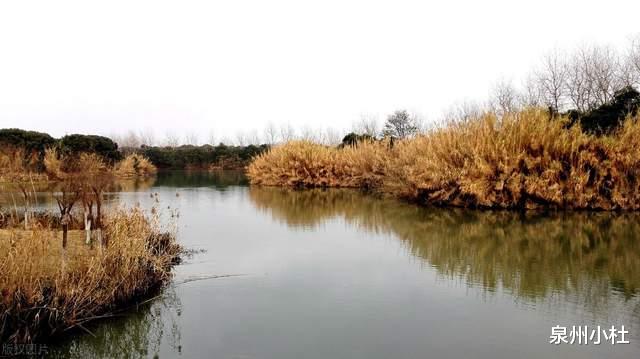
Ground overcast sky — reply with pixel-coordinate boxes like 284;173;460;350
0;0;639;143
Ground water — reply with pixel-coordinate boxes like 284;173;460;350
5;171;640;358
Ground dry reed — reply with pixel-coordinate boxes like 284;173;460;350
0;206;181;344
247;108;640;210
114;154;158;179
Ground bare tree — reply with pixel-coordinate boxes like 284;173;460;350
120;130;142;148
583;45;622;106
263;122;279;144
443;100;482;123
519;74;543;108
565;49;594;112
207;130;216;146
184;131;199;146
352;114;380;137
490;79;519;115
164;131;180;147
235;131;247;146
299;126;317;142
537;50;569;112
323;127;342;146
279;123;296;142
55;178;81;250
630;35;640;76
138;128;156;146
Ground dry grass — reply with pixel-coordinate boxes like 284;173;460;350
0;207;181;344
247;140;388;189
114;154;158;179
248;109;640;210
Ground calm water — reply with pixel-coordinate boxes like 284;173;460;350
7;171;640;358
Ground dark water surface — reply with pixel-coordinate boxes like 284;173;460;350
14;171;640;358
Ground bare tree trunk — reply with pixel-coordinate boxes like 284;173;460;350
62;223;68;249
84;211;92;245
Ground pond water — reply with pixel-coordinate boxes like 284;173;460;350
9;171;640;358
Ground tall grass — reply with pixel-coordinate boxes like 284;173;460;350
0;207;181;344
247;140;388;189
248;109;640;210
113;154;158;179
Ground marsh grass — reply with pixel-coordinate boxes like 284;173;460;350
0;207;181;344
248;109;640;210
114;154;158;179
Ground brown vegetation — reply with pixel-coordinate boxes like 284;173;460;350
113;154;158;179
0;207;181;344
248;109;640;210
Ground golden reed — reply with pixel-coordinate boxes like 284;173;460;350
248;109;640;210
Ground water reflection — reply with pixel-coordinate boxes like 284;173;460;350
48;286;183;359
249;187;640;316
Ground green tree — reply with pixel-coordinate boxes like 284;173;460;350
382;110;418;139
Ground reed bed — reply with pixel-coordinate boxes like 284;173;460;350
247;140;388;189
0;207;181;344
113;154;158;179
248;109;640;210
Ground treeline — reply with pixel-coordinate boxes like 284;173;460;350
0;129;270;175
0;129;121;170
129;143;269;170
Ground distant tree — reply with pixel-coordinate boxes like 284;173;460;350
352;115;380;138
0;129;56;171
490;79;519;115
568;86;640;134
263;122;279;145
382;110;418;139
340;132;374;148
536;50;569;113
59;134;122;164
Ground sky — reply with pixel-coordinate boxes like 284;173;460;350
0;0;639;144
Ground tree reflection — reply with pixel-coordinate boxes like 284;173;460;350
249;187;640;315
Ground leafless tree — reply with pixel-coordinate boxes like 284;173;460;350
55;179;81;250
235;131;247;146
536;50;569;112
352;114;380;137
299;126;317;142
138;128;156;146
263;122;279;144
443;100;482;124
582;45;621;106
279;123;296;142
323;127;342;146
247;129;261;145
489;79;519;115
207;130;216;146
565;49;594;112
164;131;180;147
184;131;199;146
519;74;543;107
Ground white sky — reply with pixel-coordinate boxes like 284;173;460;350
0;0;638;144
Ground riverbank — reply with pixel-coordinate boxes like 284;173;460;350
0;207;181;344
247;108;640;210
